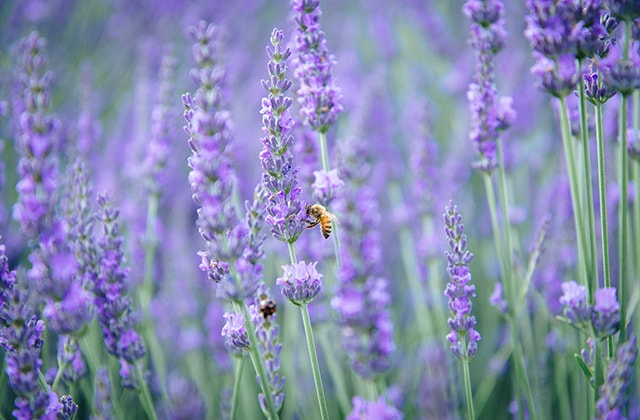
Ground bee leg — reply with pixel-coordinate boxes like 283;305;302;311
305;220;320;228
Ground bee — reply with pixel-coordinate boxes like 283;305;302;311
259;297;277;319
305;204;338;239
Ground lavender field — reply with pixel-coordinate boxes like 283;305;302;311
1;0;639;419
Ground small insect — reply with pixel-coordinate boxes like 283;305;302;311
259;297;277;319
305;204;338;239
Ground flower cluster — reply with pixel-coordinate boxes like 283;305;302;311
277;261;322;305
347;396;403;420
559;280;621;337
92;194;146;388
11;31;61;240
259;28;305;243
1;241;62;419
443;202;481;360
291;0;343;133
595;335;638;419
253;283;285;414
464;0;514;172
183;21;259;301
332;134;396;379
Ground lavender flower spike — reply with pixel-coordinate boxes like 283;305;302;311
443;201;481;360
1;241;61;419
291;0;343;133
92;194;146;388
259;28;305;244
276;260;322;305
595;335;638;419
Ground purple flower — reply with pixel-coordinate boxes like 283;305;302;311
291;0;343;132
221;311;250;354
253;283;285;414
530;53;579;97
11;31;61;240
591;287;620;337
183;21;260;302
92;367;113;420
56;336;87;384
57;395;78;420
525;0;581;58
465;0;513;172
276;261;322;305
598;41;640;95
608;0;640;20
259;28;305;243
596;335;638;419
92;194;146;388
583;71;616;104
443;202;481;360
1;241;60;419
489;281;509;315
347;396;403;420
559;280;591;325
311;168;344;204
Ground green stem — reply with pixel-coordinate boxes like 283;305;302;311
318;329;351;415
317;131;342;266
238;301;279;420
618;19;632;344
559;96;589;289
594;103;611;291
461;349;475;420
496;139;515;304
300;304;330;420
231;357;245;420
594;336;604;404
135;363;158;420
578;72;598;300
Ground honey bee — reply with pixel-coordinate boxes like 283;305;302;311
305;204;338;239
259;297;277;319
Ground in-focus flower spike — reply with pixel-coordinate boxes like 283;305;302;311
0;241;61;419
595;335;638;419
583;71;617;104
183;21;261;302
291;0;343;133
464;0;513;172
91;367;114;420
276;260;322;305
57;395;78;420
92;193;146;388
259;28;305;244
253;283;286;414
11;31;61;240
346;395;403;420
443;201;481;360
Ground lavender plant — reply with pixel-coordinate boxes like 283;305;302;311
1;1;640;418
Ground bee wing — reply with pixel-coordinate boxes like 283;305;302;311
326;211;339;224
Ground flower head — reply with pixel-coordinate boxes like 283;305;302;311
221;311;250;355
276;260;322;305
291;0;343;132
596;335;638;419
559;280;591;325
443;202;480;360
260;28;305;243
591;287;620;337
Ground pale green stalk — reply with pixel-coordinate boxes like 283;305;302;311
559;96;589;288
594;103;611;291
577;72;598;300
461;339;475;420
286;242;329;420
135;362;158;420
318;329;351;414
231;357;245;420
634;90;640;303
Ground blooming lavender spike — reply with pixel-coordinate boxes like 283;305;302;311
276;260;322;305
595;335;638;419
221;310;251;355
183;21;259;302
1;241;60;419
57;395;78;420
92;193;146;388
443;202;481;360
11;31;61;240
598;41;640;95
291;0;343;133
465;0;513;171
253;284;286;414
259;28;305;244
